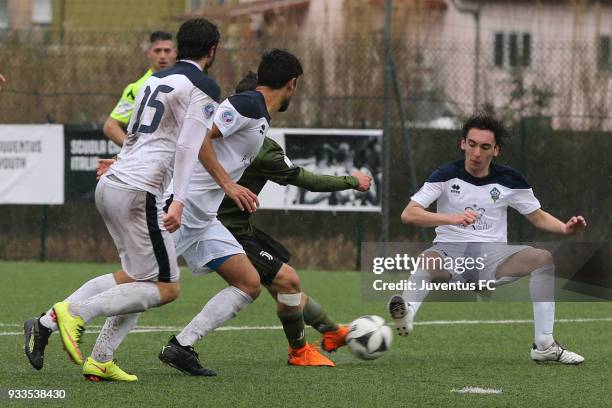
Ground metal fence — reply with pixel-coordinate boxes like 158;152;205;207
0;29;610;269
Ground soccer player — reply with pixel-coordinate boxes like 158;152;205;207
217;72;374;363
157;49;317;375
103;31;176;146
387;113;587;364
24;18;224;381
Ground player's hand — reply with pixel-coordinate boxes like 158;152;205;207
96;158;116;180
450;210;478;227
563;215;587;235
163;201;184;233
352;171;373;192
224;182;259;213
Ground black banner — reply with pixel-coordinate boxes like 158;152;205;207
64;126;120;203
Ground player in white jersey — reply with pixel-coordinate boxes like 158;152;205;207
157;49;314;375
388;113;587;364
24;18;223;381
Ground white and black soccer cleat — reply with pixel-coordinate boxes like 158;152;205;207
387;295;415;336
530;340;585;365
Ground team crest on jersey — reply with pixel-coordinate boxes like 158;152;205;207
490;187;500;203
203;103;215;119
221;110;234;125
463;204;490;231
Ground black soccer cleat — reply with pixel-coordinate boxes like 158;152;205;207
158;335;217;377
24;315;52;370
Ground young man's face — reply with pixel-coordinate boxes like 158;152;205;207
147;40;176;72
460;128;500;175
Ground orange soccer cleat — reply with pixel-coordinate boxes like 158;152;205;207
288;343;335;367
321;326;349;353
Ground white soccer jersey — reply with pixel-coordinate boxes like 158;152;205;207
181;90;271;228
411;159;541;242
109;60;220;197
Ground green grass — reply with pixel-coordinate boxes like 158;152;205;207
1;261;611;407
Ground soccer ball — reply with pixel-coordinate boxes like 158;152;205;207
346;315;393;360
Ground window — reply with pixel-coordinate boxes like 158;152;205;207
598;36;611;71
32;0;52;25
493;32;532;68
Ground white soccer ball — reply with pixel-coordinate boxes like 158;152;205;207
346;315;393;360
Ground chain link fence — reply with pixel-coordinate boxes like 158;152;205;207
0;27;610;269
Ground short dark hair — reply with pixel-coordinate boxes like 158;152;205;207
149;31;172;43
462;113;508;147
235;71;258;93
257;49;303;89
176;18;220;61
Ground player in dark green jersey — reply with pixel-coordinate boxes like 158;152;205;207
216;72;373;360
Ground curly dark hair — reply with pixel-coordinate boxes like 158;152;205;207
461;113;508;147
176;18;220;61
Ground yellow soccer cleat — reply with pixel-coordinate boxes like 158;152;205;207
82;357;138;382
52;301;85;365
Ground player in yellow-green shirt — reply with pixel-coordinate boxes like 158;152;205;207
102;31;176;146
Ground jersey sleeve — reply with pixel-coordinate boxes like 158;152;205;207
410;169;445;208
109;82;137;124
213;99;250;138
184;87;219;130
508;188;541;214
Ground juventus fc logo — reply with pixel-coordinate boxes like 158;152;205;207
259;251;273;261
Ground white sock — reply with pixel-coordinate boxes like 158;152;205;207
91;313;141;363
40;273;117;331
530;265;555;350
69;282;161;323
402;268;431;315
176;286;253;347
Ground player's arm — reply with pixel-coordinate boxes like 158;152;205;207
401;200;477;227
260;141;372;192
103;83;136;146
290;168;372;192
525;209;587;235
163;117;208;232
198;124;259;212
0;73;5;91
102;117;127;146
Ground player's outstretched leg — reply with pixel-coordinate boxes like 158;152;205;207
24;272;119;369
387;294;416;337
159;254;258;376
23;315;52;370
158;335;217;376
301;295;348;353
268;265;334;367
54;281;166;365
81;313;141;382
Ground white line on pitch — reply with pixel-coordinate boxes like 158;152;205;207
451;387;502;394
1;316;611;336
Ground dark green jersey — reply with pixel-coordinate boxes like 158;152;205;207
218;137;359;236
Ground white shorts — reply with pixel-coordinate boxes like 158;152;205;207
425;242;531;284
95;176;180;282
172;218;245;276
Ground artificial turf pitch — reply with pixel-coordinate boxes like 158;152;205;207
1;261;611;407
